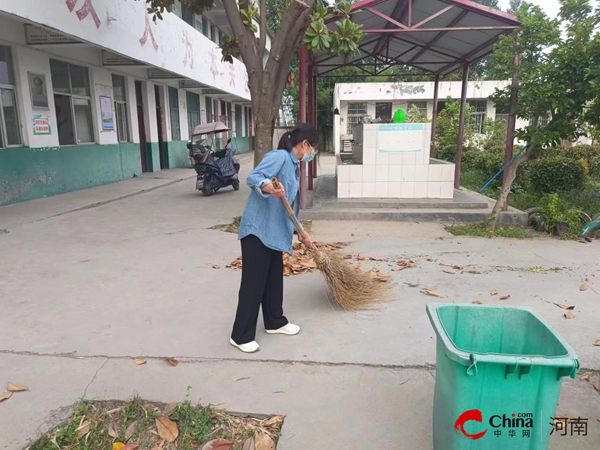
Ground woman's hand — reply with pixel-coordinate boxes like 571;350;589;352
262;182;285;199
298;232;312;246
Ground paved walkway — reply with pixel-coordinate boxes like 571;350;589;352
0;154;599;449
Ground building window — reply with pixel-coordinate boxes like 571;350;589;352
206;96;213;123
181;5;195;27
235;104;243;137
51;59;94;145
375;102;392;122
468;100;487;134
495;103;509;123
408;101;427;116
0;46;21;147
111;74;129;142
186;91;201;138
168;87;181;141
212;24;218;44
226;102;233;131
530;115;550;128
347;103;367;134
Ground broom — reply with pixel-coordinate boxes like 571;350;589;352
271;177;391;311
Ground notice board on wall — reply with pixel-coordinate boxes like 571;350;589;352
378;124;424;153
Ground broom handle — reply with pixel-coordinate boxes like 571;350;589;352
271;177;309;241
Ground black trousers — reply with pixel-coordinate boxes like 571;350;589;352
231;235;289;344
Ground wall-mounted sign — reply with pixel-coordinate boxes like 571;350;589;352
148;69;182;80
102;51;141;66
32;115;51;135
378;123;424;153
99;96;115;131
28;72;49;110
179;80;205;89
25;25;80;45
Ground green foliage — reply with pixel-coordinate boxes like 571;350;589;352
221;35;241;64
446;223;530;239
406;105;429;123
434;98;475;157
144;0;213;22
303;1;364;55
536;193;583;237
528;157;586;194
239;3;259;33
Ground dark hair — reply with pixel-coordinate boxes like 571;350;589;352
277;123;319;152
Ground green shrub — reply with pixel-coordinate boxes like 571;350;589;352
536;193;583;237
528;157;586;193
555;145;600;177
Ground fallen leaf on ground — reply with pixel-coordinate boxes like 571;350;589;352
108;423;119;438
133;359;146;365
426;258;435;262
125;420;138;441
564;312;576;319
582;372;592;381
212;264;221;270
472;301;483;305
421;290;446;298
163;402;178;417
343;255;352;259
262;415;284;428
589;376;600;393
391;266;405;272
500;295;511;300
580;284;588;291
357;256;365;261
242;438;256;450
443;270;456;275
236;377;250;382
594;340;600;346
554;303;575;310
464;270;482;275
166;358;179;367
76;420;90;439
202;439;234;450
254;431;275;450
453;265;464;270
113;443;125;450
490;290;498;296
156;416;179;443
122;445;139;450
0;391;13;402
374;274;392;282
425;286;438;291
7;383;28;392
406;282;420;287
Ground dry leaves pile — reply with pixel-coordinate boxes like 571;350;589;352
0;382;28;403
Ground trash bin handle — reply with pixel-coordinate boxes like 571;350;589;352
467;354;478;377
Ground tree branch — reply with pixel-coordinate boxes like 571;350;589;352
222;0;260;64
259;0;267;54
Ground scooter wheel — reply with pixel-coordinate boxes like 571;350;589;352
232;179;240;191
201;176;214;196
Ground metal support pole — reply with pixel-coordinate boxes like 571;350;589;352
454;63;469;189
308;69;314;190
503;53;521;211
299;44;307;209
312;75;318;179
430;73;440;158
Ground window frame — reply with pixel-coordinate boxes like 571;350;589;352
168;87;181;141
0;46;21;148
375;102;392;122
347;102;367;134
111;74;130;143
50;59;95;146
468;100;487;135
186;91;201;139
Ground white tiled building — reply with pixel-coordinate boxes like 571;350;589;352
0;0;264;206
332;80;532;154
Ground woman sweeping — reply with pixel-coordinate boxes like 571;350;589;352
231;123;319;353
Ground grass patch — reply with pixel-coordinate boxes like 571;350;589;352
30;397;283;450
446;222;533;239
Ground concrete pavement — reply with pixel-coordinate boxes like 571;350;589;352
1;154;599;449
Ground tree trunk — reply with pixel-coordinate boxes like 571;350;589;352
487;143;536;231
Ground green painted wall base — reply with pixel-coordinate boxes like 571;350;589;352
0;143;144;206
165;141;192;169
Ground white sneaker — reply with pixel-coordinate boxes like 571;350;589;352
265;323;301;335
230;338;260;353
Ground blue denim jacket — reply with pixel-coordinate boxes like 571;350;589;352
238;150;300;253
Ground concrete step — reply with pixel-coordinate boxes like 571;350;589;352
314;197;488;210
302;207;527;225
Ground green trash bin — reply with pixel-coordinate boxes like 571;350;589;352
427;303;578;450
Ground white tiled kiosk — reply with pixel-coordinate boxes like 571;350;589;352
336;123;456;199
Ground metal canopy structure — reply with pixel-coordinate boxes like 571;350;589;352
312;0;520;76
298;0;520;209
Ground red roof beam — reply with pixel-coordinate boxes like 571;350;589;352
364;25;518;32
441;0;519;25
